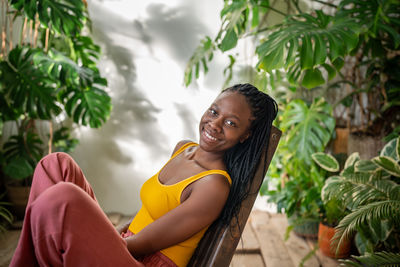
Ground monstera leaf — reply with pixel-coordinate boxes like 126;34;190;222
0;46;61;119
10;0;86;36
61;85;111;128
281;98;335;165
256;10;359;88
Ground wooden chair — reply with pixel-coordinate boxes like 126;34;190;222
188;126;281;267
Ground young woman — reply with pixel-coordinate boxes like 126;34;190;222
10;83;277;267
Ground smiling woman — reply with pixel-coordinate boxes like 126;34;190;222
10;83;277;267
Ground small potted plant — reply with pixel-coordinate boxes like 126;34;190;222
312;152;352;258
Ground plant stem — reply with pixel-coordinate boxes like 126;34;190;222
311;0;337;8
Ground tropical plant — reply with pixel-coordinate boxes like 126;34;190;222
0;0;110;184
320;136;400;266
185;0;400;137
0;195;13;234
262;97;335;229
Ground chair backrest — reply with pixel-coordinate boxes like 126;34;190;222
187;126;281;267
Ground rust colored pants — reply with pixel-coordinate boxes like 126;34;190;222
10;152;176;267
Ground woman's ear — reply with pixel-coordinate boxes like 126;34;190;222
239;131;251;143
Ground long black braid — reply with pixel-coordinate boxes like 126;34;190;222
219;83;278;227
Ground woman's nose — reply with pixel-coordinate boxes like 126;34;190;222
209;117;223;132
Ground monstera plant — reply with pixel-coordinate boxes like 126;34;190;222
314;136;400;266
0;0;110;218
263;97;335;237
185;0;400;156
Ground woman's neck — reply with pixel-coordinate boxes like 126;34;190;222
190;146;225;170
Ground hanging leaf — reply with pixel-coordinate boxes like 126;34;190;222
301;68;325;89
380;136;399;161
61;86;111;128
184;36;215;86
10;0;87;36
219;29;238;52
0;46;61;119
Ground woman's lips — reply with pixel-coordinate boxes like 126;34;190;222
202;129;218;143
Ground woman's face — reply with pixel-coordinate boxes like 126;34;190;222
199;91;253;154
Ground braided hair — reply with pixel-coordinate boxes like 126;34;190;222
219;83;278;227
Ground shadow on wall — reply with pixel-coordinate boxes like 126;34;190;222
73;0;219;214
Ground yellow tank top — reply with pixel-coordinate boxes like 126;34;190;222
128;142;231;267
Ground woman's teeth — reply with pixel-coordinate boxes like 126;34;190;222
204;131;217;141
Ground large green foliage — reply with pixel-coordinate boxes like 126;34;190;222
320;136;400;265
264;98;335;221
0;0;110;181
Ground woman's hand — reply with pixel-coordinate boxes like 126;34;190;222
116;218;133;235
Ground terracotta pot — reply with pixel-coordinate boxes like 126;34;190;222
318;222;351;258
6;185;31;220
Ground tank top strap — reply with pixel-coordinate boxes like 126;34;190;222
183;169;232;186
171;142;198;158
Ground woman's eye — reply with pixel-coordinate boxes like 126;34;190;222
225;120;236;127
209;109;217;116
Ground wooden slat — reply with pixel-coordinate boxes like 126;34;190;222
188;127;281;267
268;213;320;267
0;230;21;267
230;253;265;267
250;211;295;267
235;218;260;253
306;238;340;267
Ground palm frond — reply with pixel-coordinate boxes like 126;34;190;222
340;251;400;267
333;200;400;250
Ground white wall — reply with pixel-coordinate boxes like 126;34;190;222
72;0;227;214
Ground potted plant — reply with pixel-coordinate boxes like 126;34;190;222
262;97;335;238
318;135;400;266
0;0;111;219
312;152;352;258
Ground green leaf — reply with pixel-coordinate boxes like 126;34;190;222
219;29;238;52
1;46;61;119
344;152;360;169
313;34;327;65
3;157;33;179
321;63;336;81
312;152;339;172
355;160;379;173
372;156;400;177
332;57;344;71
300;34;313;69
61;86;111;128
10;0;86;36
380;136;399;161
301;68;325;89
184;36;214;86
281;98;335;165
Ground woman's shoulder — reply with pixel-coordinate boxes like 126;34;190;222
171;140;197;156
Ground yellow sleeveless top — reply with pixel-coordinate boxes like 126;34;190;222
128;142;231;267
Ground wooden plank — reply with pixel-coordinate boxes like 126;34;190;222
235;218;260;253
250;211;295;267
230;253;265;267
306;238;340;267
0;230;21;267
269;213;320;267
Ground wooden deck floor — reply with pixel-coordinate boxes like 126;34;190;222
0;210;339;267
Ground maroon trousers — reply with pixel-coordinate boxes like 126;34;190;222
10;152;175;267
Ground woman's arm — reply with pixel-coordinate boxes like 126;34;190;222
124;174;230;258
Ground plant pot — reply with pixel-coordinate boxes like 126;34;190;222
318;222;351;258
333;127;349;154
6;185;31;220
288;215;319;239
